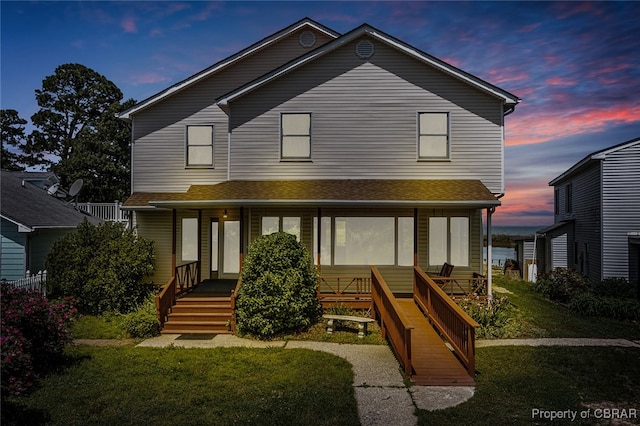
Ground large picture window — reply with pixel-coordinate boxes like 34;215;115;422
186;125;214;167
428;216;469;267
418;112;449;159
261;216;301;241
281;113;311;159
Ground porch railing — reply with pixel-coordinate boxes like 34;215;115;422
230;274;242;333
2;270;47;296
436;273;488;298
413;266;479;376
76;202;130;223
371;265;414;377
175;261;200;296
155;276;177;327
318;275;371;297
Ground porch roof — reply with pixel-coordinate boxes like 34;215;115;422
123;179;501;209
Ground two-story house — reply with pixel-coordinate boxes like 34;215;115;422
538;137;640;284
118;18;520;296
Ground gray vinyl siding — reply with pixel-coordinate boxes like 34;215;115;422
228;37;505;192
135;211;174;285
601;143;640;279
551;233;568;268
131;28;334;193
1;219;26;281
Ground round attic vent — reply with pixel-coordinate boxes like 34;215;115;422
299;30;316;48
356;39;375;59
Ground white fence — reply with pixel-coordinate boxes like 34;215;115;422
3;270;47;296
77;202;130;223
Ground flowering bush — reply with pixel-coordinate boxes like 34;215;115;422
457;295;517;338
1;284;77;399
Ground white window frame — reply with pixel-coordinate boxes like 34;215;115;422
185;124;214;168
418;112;450;160
280;113;312;160
181;217;198;262
428;216;470;267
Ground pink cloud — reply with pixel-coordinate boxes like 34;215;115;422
506;103;640;146
129;72;170;86
121;16;136;33
545;76;577;87
516;23;541;33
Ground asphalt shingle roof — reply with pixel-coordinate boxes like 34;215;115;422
1;170;100;229
123;179;500;208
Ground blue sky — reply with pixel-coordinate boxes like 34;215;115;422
2;1;639;226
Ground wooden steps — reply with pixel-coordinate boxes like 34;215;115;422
162;296;233;335
396;299;475;386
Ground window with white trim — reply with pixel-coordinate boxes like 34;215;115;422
428;216;469;267
181;218;198;261
418;112;449;159
186;125;214;167
261;216;301;241
281;113;311;159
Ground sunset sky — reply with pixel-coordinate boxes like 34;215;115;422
2;1;639;226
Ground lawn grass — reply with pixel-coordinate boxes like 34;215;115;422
70;314;128;339
493;275;640;340
3;345;359;426
418;345;640;425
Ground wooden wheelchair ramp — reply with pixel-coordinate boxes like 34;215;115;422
396;299;475;386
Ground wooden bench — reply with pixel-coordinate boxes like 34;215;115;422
322;314;375;338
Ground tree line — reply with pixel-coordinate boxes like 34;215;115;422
1;64;135;203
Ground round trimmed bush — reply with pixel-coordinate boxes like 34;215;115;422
236;232;321;338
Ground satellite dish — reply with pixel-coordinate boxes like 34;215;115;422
68;179;84;197
47;183;60;195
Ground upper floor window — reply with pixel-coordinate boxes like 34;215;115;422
418;112;449;160
554;189;559;215
565;183;573;214
186;125;214;167
281;113;311;160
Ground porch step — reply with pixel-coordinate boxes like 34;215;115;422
161;296;233;335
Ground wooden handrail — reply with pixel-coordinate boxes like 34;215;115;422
230;274;242;333
371;266;414;377
155;276;177;327
436;273;488;298
413;266;479;376
175;261;200;296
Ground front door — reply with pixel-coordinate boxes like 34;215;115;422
211;218;240;279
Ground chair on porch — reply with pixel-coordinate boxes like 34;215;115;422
432;263;455;293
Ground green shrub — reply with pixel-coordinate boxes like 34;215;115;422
236;232;321;339
119;295;160;338
457;295;518;339
533;268;588;303
46;220;155;315
569;292;640;321
591;277;637;299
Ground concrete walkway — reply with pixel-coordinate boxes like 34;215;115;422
74;335;640;426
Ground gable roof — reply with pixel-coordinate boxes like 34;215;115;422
1;170;100;231
549;136;640;186
216;24;520;111
117;18;340;120
122;179;500;209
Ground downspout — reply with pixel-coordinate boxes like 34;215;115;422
227;131;231;181
487;206;494;299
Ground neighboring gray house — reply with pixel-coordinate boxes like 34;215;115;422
118;19;520;293
0;169;100;281
538;137;640;284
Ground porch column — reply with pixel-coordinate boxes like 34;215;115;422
171;209;177;273
487;207;495;299
316;207;322;274
197;209;202;283
239;206;244;270
413;208;418;266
